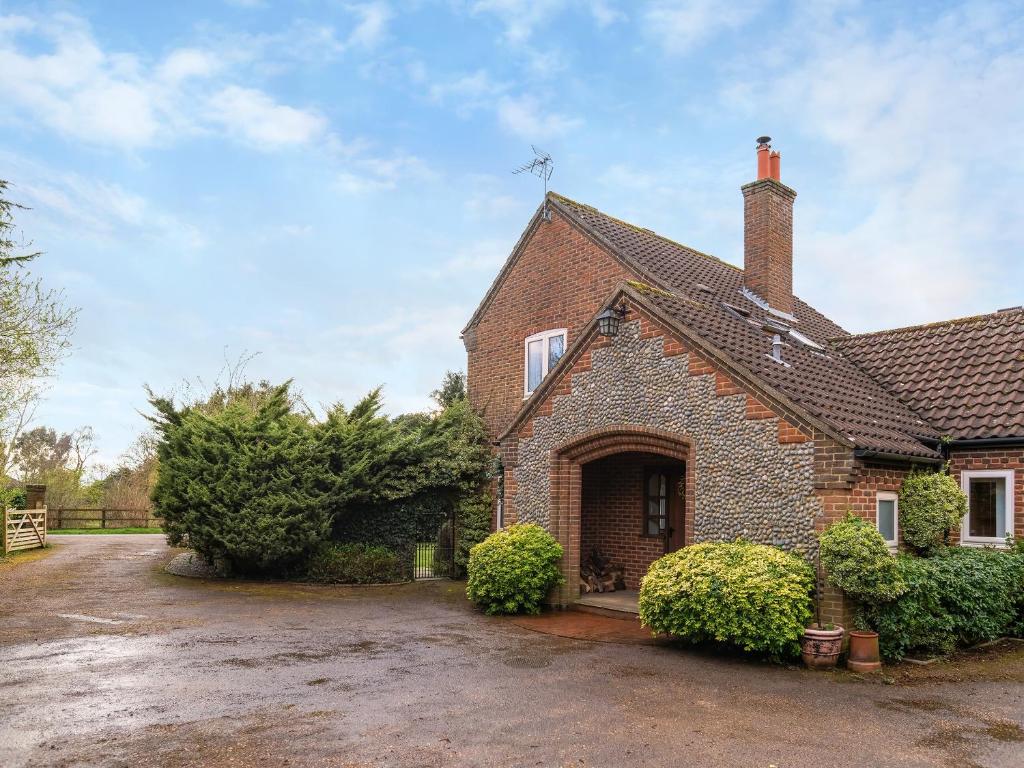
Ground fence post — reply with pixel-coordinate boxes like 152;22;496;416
102;508;107;530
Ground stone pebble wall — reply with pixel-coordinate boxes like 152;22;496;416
513;320;822;556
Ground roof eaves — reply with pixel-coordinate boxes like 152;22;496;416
499;282;859;451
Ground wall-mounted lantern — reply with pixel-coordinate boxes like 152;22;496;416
597;301;628;337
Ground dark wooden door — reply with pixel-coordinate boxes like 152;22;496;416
644;465;685;554
666;468;685;552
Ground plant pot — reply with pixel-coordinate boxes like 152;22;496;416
801;624;844;669
847;630;882;672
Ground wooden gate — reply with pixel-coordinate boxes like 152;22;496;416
3;508;47;554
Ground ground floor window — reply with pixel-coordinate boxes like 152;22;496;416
961;470;1014;545
876;491;898;550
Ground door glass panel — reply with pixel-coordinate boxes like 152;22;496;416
969;478;1005;538
527;339;543;392
877;499;896;542
548;334;565;369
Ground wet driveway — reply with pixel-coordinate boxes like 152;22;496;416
1;535;1023;767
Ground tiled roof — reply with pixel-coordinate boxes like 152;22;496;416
547;193;942;459
831;309;1024;440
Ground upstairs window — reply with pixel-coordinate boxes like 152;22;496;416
962;470;1014;545
524;329;566;396
876;492;898;550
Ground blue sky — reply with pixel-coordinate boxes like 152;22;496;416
1;0;1022;468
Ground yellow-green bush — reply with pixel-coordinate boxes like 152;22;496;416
466;523;563;615
639;541;814;658
899;470;967;554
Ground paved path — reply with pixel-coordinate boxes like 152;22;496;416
1;535;1023;767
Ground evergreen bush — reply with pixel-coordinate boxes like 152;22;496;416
899;470;967;554
466;523;563;615
149;384;328;576
863;548;1024;660
638;541;814;659
819;514;906;611
304;543;407;584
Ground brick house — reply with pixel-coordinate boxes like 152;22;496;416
462;138;1023;624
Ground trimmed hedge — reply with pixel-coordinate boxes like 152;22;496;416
638;541;814;659
899;470;967;554
819;514;906;609
305;543;407;584
466;523;563;615
862;548;1024;660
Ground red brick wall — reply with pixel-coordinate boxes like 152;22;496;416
580;453;680;589
742;179;796;314
948;446;1024;540
465;208;632;442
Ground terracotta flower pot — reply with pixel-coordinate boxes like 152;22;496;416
847;630;882;672
801;625;844;669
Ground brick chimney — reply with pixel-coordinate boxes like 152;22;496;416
742;136;797;315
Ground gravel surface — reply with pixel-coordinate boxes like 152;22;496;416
1;534;1022;767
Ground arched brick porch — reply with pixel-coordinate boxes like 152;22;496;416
548;425;694;606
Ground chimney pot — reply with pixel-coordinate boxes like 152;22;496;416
742;138;796;314
757;145;771;180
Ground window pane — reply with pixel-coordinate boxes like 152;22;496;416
969;478;1005;538
527;339;543;392
548;333;565;369
647;518;660;536
648;473;660;495
877;499;896;542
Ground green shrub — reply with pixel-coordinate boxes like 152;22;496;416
466;523;563;615
149;384;329;577
638;541;814;659
863;548;1024;660
819;514;906;609
899;470;967;554
305;543;407;584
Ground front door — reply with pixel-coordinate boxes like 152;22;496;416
644;465;685;554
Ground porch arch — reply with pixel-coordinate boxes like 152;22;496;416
548;425;694;606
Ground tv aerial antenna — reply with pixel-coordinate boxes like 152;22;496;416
513;146;554;219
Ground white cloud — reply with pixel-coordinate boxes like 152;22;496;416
497;95;582;139
591;1;627;28
0;12;371;152
722;3;1024;329
334;149;434;194
428;69;510;115
643;0;764;55
207;86;326;149
469;0;568;44
346;2;393;49
157;48;222;83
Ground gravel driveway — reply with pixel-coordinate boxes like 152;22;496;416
1;535;1022;767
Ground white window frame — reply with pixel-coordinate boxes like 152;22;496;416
523;328;567;397
961;469;1015;547
876;491;899;551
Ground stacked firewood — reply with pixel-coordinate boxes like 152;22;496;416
579;548;627;593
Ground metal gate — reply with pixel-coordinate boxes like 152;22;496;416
414;511;455;580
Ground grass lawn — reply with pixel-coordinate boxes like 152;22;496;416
52;527;164;535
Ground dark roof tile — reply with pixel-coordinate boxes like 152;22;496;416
549;193;942;458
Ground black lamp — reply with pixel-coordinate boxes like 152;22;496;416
597;301;628;337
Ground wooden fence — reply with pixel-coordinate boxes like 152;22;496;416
3;508;47;553
48;508;163;530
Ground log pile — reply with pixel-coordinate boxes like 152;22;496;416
579;548;627;594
